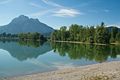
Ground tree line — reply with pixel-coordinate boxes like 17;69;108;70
0;32;47;41
18;32;46;41
51;22;120;44
0;32;18;40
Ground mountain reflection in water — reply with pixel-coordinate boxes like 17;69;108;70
0;41;52;61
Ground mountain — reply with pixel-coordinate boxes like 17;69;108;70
0;15;54;36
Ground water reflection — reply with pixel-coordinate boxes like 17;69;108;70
0;40;120;63
18;40;45;48
0;41;52;61
51;42;120;63
0;41;120;77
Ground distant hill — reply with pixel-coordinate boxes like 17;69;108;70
0;15;54;36
107;26;120;32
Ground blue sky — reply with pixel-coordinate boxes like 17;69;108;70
0;0;120;29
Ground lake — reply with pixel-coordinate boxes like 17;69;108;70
0;40;120;77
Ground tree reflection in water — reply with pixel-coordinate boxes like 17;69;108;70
51;42;120;63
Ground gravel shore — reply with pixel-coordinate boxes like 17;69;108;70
5;61;120;80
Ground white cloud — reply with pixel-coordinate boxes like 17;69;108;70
29;0;81;18
41;0;62;7
41;0;81;17
28;9;53;17
53;9;81;17
0;0;13;4
29;2;43;8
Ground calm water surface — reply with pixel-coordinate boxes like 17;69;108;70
0;41;120;77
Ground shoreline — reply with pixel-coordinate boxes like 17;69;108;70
6;61;120;80
52;40;120;45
